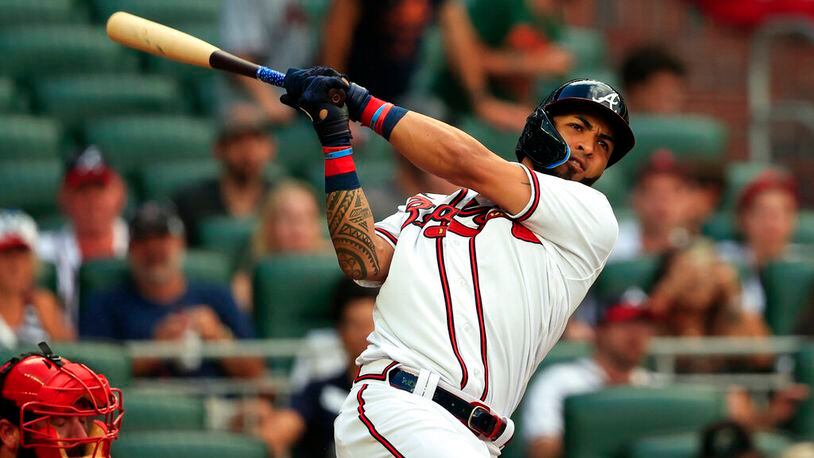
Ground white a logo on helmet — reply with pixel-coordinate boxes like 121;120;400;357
592;93;620;110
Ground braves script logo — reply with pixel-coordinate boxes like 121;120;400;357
401;195;541;244
592;93;619;110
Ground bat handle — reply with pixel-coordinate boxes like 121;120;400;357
256;66;285;87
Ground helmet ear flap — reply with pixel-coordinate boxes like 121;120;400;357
515;107;571;171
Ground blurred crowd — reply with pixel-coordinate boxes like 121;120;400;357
2;0;814;457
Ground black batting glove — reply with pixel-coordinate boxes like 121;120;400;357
297;75;352;147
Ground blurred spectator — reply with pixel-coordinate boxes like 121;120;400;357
699;420;763;458
173;117;277;246
232;180;330;308
37;146;128;321
686;160;726;235
611;150;693;261
647;240;769;372
219;0;315;123
247;279;377;457
322;0;531;131
435;0;574;114
718;170;799;315
620;45;687;115
523;302;655;458
0;211;73;348
80;203;263;378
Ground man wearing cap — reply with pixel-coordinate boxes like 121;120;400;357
37;146;128;322
173;117;277;246
79;202;263;378
522;303;656;458
0;210;73;348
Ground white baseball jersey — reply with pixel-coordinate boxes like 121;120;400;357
357;164;618;417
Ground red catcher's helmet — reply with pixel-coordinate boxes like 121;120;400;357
0;343;123;458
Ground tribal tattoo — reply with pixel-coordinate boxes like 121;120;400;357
326;188;380;279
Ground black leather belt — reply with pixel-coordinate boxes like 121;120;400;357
387;368;506;441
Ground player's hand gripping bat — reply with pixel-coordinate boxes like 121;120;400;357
105;11;346;105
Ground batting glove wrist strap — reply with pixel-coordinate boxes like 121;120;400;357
359;95;408;141
323;146;360;193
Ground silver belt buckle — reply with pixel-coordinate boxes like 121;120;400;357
467;405;491;435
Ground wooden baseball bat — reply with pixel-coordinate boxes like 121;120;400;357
105;12;346;104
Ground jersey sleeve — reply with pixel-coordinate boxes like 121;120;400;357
372;205;408;249
509;164;619;280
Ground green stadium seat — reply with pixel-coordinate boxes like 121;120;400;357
593;165;628;209
0;78;22;113
622;115;728;178
0;0;88;26
252;255;344;338
121;392;205;432
85;116;215;174
36;262;58;296
199;216;256;271
794;343;814;439
112;431;268;458
0;25;138;78
138;161;218;201
592;256;659;302
563;386;725;458
457;117;520;160
630;432;791;458
0;161;61;218
0;115;61;161
78;250;232;310
273;120;323;178
763;260;814;335
34;76;184;129
704;210;814;244
92;0;223;24
720;161;771;210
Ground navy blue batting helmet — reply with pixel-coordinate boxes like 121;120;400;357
516;79;635;171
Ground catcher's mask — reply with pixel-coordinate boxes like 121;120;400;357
516;79;635;172
0;342;124;458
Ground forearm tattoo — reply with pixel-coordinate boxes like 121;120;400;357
326;188;380;279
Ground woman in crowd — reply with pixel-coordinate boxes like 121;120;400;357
232;180;330;308
0;210;74;347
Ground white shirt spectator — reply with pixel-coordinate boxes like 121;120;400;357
523;358;653;440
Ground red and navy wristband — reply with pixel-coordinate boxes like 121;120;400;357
324;146;360;193
359;97;408;140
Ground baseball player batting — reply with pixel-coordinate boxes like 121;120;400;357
279;67;636;457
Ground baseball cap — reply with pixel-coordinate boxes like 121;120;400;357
598;301;653;326
634;149;687;183
63;146;117;188
0;210;38;251
128;202;185;241
736;169;798;214
216;115;272;144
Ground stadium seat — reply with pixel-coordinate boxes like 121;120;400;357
592;256;659;302
33;75;184;129
630;431;791;458
593;165;628;209
121;392;205;432
763;260;814;335
85;116;215;175
36;262;58;296
0;25;138;78
91;0;223;24
252;255;345;338
198;216;256;271
704;210;814;244
112;431;268;458
138;161;218;202
622;115;728;178
794;343;814;439
720;161;771;210
0;161;61;218
0;342;132;388
0;78;22;113
0;0;88;27
563;386;725;458
273;120;323;178
0;115;61;161
78;250;231;311
457;117;519;160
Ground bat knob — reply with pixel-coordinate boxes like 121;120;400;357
328;88;346;107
